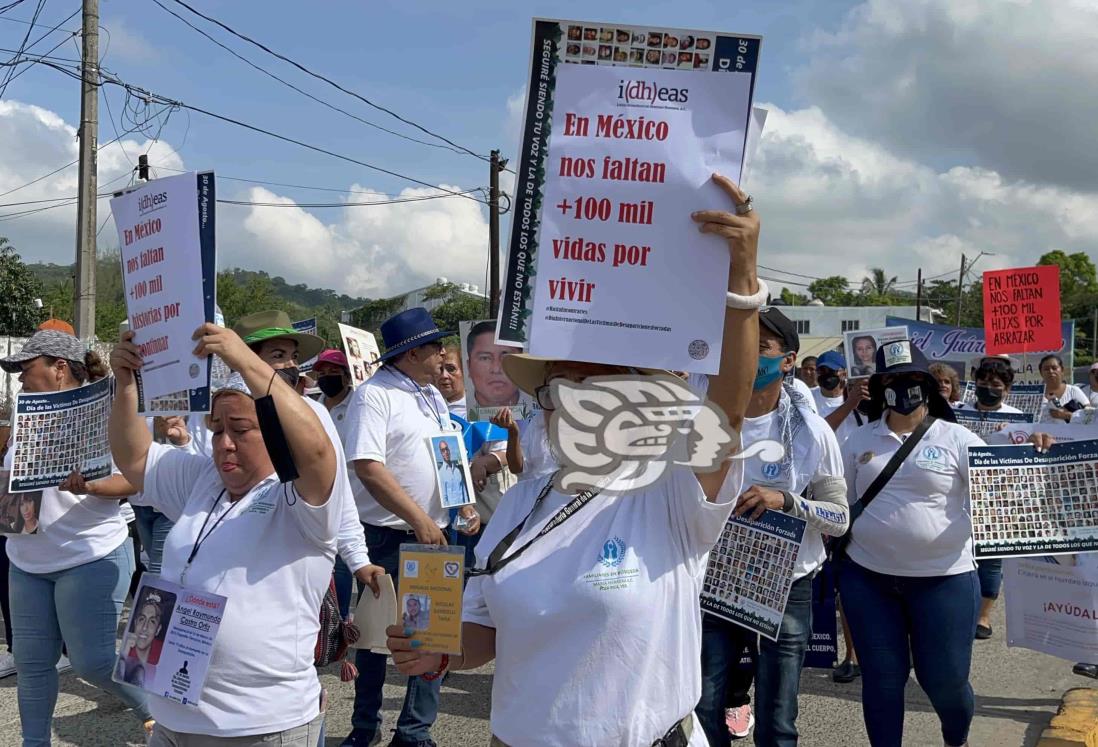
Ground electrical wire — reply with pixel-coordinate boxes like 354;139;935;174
151;0;474;157
217;189;485;208
0;0;46;99
165;0;495;165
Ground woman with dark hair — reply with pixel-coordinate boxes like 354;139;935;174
928;362;962;405
1038;354;1089;423
838;341;1051;746
849;336;878;377
16;494;38;534
0;330;153;744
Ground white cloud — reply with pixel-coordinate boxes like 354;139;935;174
100;18;157;63
796;0;1098;190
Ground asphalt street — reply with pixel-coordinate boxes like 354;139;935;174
0;601;1077;746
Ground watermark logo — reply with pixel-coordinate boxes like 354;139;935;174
547;374;784;493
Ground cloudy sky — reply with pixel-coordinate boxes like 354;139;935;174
0;0;1094;300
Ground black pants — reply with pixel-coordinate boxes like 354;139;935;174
0;536;10;651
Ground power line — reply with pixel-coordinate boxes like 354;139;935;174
0;0;46;99
165;0;496;166
150;0;473;158
218;189;485;208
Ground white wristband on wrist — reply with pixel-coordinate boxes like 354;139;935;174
726;279;769;309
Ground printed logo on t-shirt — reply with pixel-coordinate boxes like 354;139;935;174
761;461;783;480
914;445;950;473
598;537;626;568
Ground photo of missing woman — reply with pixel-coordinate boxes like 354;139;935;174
0;475;41;535
402;593;430;631
115;584;177;688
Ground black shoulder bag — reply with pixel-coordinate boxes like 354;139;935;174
830;416;936;562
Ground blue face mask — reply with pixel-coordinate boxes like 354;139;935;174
753;353;787;391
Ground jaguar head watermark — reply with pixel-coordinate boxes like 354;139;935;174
546;374;784;493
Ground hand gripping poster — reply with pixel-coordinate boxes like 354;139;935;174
497;19;761;374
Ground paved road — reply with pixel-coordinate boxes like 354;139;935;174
0;601;1077;746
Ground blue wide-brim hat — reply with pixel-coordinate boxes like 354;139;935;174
377;307;451;362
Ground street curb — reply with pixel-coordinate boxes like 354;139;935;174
1036;688;1098;747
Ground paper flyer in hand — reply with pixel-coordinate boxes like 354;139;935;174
8;376;112;493
1004;554;1098;664
113;575;227;706
701;510;806;641
397;544;465;655
968;442;1098;558
496;18;762;374
338;323;380;388
350;574;398;654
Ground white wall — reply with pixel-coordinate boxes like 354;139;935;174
777;306;936;337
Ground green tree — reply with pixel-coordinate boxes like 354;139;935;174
778;287;808;305
0;238;44;335
1038;250;1098;300
806;276;855;306
860;267;898;304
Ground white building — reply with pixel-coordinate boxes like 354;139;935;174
775;304;941;338
341;277;487;323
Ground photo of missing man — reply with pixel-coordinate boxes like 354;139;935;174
429;434;475;509
115;584;177;688
459;319;535;422
402;593;430;631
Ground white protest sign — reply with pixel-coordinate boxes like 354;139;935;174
497;20;762;374
112;173;209;402
1004;555;1098;664
338;323;380;388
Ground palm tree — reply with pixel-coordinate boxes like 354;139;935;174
861;267;898;302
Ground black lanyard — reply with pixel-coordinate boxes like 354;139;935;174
180;489;238;584
468;472;599;578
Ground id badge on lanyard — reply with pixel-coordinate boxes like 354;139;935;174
112;574;227;706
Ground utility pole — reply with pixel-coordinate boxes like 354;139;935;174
488;149;507;318
955;253;966;327
915;268;923;321
73;0;99;341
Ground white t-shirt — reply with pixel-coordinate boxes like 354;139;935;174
789;377;818;413
463;465;742;746
954;402;1022;414
321;394;353;444
738;399;843;579
447;398;468;419
136;443;339;737
3;449;129;574
344;366;452;529
1082;384;1098;407
516;414;558;483
812;389;863;446
1038;384;1090;423
841;417;983;577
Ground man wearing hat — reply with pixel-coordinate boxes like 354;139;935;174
342;307;455;747
812;350;869;447
697;307;849;747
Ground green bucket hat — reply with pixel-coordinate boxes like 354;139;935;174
231;310;325;364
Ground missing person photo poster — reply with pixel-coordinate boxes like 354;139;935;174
112;576;226;706
968;442;1098;558
960;381;1045;418
9;376;112;493
843;326;909;380
338;323;380;388
0;476;41;535
113;172;216;413
701;510;805;641
953;409;1035;438
397;545;465;654
459;319;537;422
496;18;761;375
1004;554;1098;664
428;434;476;509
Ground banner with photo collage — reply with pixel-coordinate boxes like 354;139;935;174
960;382;1045;419
968;441;1098;558
702;510;805;641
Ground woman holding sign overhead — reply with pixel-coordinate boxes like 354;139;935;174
0;329;154;745
387;173;761;746
109;323;341;745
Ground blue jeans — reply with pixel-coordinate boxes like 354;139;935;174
977;559;1003;600
351;524;440;744
333;555;354;620
698;573;813;747
838;559;979;747
10;540;151;746
132;504;173;575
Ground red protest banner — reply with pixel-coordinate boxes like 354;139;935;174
982;265;1061;355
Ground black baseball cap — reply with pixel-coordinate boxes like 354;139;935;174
759;307;799;353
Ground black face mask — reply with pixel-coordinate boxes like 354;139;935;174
274;366;300;389
317;374;345;398
974;385;1004;407
818;371;842;391
884;376;928;415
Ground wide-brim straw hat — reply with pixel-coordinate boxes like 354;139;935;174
502;353;669;396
